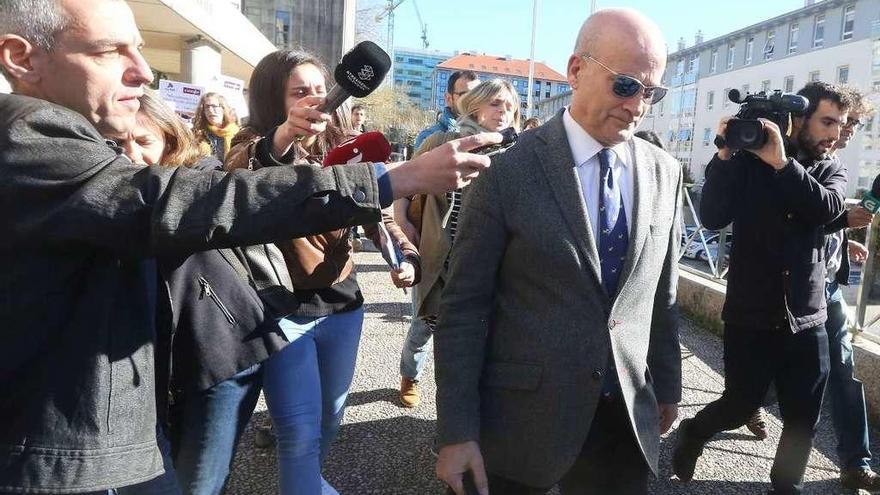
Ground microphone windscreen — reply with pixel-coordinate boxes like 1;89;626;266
333;41;391;98
872;173;880;198
323;131;392;167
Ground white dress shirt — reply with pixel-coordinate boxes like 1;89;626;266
562;108;634;242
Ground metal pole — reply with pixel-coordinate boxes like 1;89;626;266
591;0;597;14
526;0;538;119
388;4;395;88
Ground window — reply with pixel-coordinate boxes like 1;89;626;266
838;65;850;83
703;127;712;146
761;80;771;93
788;23;799;54
687;54;699;74
745;37;754;65
710;49;718;73
707;91;715;110
727;42;735;69
784;75;794;92
814;14;825;48
676;59;685;75
545;90;551;98
723;88;731;107
809;70;821;82
742;84;750;95
842;5;856;41
764;30;775;60
274;10;291;47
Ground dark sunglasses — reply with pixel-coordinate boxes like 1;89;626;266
581;54;668;105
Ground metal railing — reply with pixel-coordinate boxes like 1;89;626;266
678;184;729;280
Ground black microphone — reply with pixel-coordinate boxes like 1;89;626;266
861;173;880;213
319;41;391;113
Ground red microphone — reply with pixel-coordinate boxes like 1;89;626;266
323;131;392;167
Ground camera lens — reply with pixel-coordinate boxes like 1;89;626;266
740;126;760;145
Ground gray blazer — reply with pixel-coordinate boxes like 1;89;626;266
434;111;683;488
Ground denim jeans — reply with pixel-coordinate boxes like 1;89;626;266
399;292;432;381
262;307;365;495
825;281;872;471
170;364;263;495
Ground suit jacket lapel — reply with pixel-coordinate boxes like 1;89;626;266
618;138;655;288
535;113;604;292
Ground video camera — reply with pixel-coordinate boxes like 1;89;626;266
721;89;809;150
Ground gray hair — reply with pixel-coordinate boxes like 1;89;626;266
0;0;69;51
0;0;68;81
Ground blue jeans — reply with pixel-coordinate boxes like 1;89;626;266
399;292;432;381
262;308;365;495
825;282;872;471
171;364;263;495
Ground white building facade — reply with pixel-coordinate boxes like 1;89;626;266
654;0;880;196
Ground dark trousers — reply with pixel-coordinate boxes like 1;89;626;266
483;394;650;495
690;323;830;495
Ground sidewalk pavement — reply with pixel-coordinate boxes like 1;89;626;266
225;251;880;494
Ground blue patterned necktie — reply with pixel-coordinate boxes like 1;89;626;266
597;148;629;297
597;148;628;397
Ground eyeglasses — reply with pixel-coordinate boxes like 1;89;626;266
205;104;223;110
844;118;865;130
581;54;668;105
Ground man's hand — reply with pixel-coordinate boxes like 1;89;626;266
390;261;416;288
436;441;489;495
748;119;788;171
715;116;734;161
387;132;502;199
659;403;678;435
848;206;875;229
849;240;869;263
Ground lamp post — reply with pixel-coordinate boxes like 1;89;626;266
526;0;539;119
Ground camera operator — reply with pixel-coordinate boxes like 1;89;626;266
673;81;852;494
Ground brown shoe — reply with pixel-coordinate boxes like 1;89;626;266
400;377;420;408
746;408;768;440
840;467;880;490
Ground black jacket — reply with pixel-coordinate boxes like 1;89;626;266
155;159;289;413
0;94;381;493
700;151;846;332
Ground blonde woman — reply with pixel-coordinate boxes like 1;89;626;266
192;92;240;161
398;79;521;407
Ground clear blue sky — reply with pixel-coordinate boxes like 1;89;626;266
385;0;806;75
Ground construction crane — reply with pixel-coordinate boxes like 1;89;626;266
374;0;430;86
413;0;429;49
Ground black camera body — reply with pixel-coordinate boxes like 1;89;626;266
724;89;809;150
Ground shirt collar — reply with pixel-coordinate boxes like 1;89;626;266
562;107;629;168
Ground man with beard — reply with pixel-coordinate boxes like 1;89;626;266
741;87;879;490
673;81;851;495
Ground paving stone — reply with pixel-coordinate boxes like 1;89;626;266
225;252;879;494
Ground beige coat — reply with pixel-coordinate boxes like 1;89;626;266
412;118;485;318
